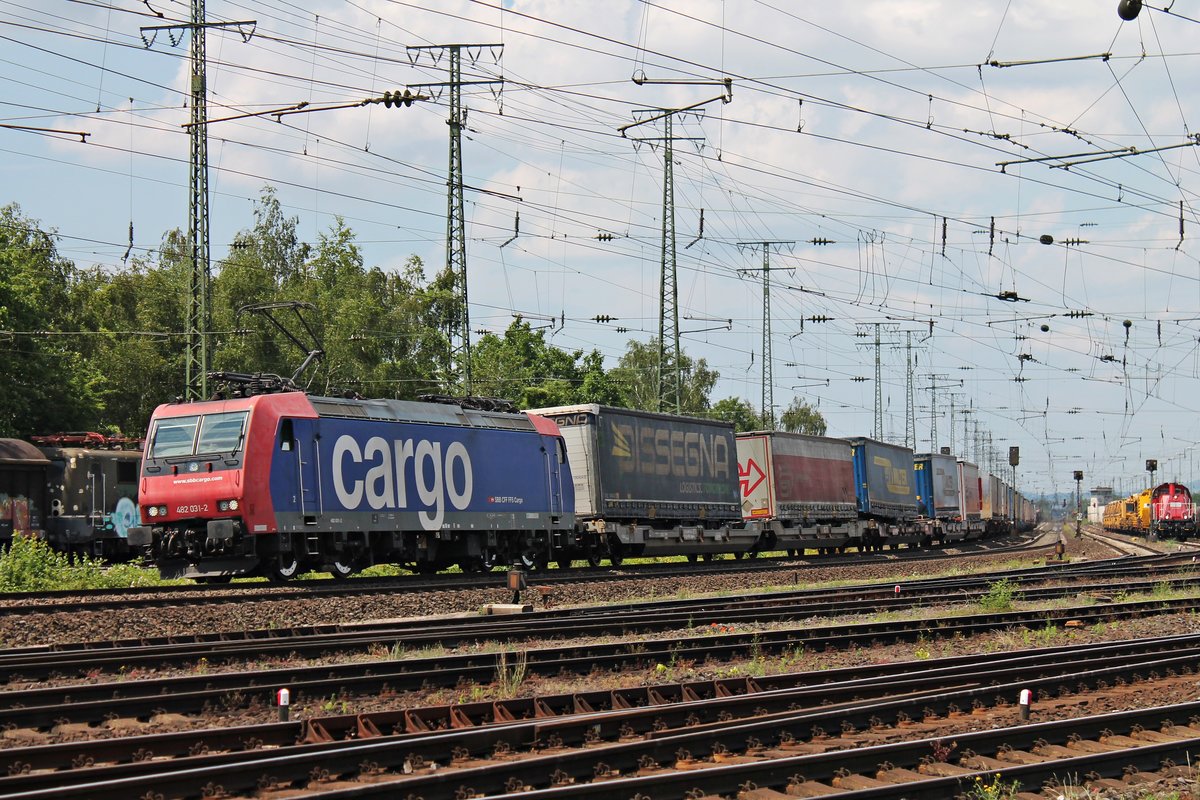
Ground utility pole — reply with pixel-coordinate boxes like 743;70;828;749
905;331;916;449
738;241;794;428
141;6;255;401
922;373;954;452
856;323;899;440
622;110;707;413
407;44;504;394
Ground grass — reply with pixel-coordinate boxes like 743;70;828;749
978;578;1019;612
0;535;183;591
963;774;1022;800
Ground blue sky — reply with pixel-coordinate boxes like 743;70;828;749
4;0;1200;497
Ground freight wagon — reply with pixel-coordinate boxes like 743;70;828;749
0;439;48;545
735;431;861;553
956;459;987;539
528;404;749;562
913;452;983;543
33;433;142;559
846;437;925;549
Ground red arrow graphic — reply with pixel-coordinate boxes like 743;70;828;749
739;458;766;497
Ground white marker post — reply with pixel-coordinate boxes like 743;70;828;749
277;687;291;722
1018;688;1032;721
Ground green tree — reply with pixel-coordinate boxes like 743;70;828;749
711;397;765;432
298;221;443;399
0;204;102;436
469;318;620;408
779;397;827;436
71;246;187;436
211;187;310;378
609;337;718;415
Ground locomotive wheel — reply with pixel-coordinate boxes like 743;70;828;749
556;558;572;570
329;560;355;580
687;554;698;563
265;554;301;583
702;553;714;563
520;550;548;571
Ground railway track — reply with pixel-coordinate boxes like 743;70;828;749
4;632;1200;798
2;571;1199;733
1082;523;1200;557
0;554;1191;679
0;532;1053;617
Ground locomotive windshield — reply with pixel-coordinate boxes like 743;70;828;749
149;411;248;458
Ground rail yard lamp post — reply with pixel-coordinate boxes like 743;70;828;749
1073;470;1083;539
1146;459;1158;540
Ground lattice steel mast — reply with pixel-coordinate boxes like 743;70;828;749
739;241;793;428
141;5;254;401
407;44;504;394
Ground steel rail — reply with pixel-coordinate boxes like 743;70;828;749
0;561;1195;682
7;638;1200;799
0;533;1059;617
1;595;1199;732
2;632;1196;778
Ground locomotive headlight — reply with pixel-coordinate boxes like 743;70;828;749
217;499;240;512
228;499;239;511
148;506;158;518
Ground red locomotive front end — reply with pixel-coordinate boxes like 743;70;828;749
1151;482;1195;539
128;392;317;580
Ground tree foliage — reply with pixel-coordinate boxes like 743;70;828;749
608;337;719;415
779;397;828;436
0;204;101;437
0;189;736;438
710;397;764;432
469;319;620;408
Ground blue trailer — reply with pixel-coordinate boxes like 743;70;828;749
847;437;924;549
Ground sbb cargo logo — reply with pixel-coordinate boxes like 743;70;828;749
331;435;473;531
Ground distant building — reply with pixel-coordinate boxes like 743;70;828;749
1088;486;1114;524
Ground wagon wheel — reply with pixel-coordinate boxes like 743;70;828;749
556;558;573;570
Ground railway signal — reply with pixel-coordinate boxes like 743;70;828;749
1073;470;1084;539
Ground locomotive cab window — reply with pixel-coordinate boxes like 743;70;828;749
279;419;294;451
149;416;199;458
196;412;248;455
